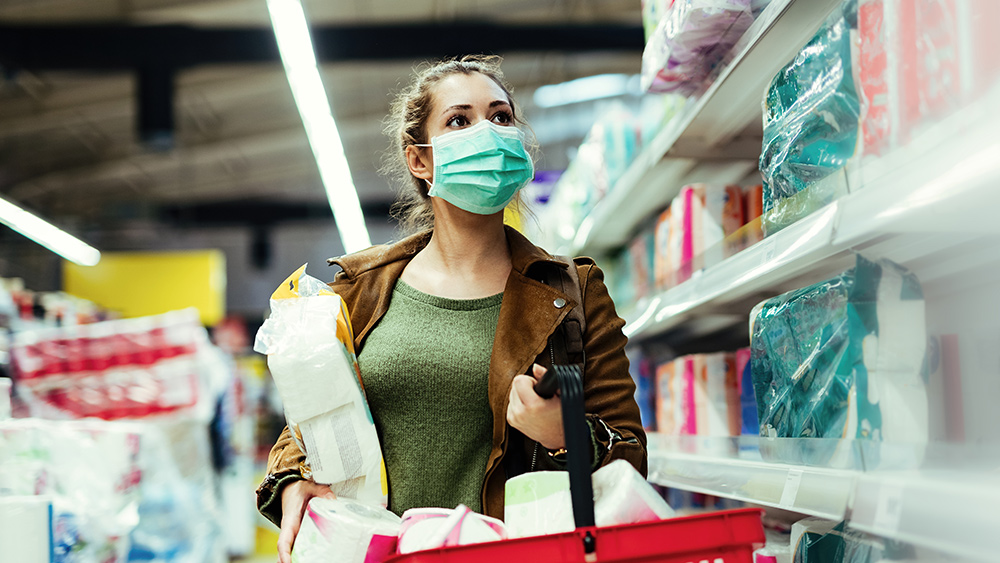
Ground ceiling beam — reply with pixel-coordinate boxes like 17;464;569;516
0;22;643;71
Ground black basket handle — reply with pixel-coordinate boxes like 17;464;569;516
551;364;595;530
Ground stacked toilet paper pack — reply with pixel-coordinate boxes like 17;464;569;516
504;459;675;538
396;506;508;554
292;497;401;563
254;264;388;506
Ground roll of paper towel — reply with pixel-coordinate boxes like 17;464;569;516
505;460;675;539
504;471;575;539
291;497;401;563
0;496;53;563
397;506;506;554
592;459;675;526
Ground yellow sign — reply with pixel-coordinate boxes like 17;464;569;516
64;250;226;325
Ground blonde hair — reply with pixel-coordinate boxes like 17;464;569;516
382;55;534;234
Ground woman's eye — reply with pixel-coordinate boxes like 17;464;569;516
492;111;513;125
446;115;469;127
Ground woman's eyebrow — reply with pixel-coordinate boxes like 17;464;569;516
440;100;510;116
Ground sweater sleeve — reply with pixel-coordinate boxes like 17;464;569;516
578;262;648;476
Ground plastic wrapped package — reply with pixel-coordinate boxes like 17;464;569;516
642;0;754;94
254;264;388;506
750;255;929;468
758;2;859;236
291;497;401;563
0;418;216;563
10;308;209;420
791;519;899;563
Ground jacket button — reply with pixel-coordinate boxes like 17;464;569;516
553;298;566;309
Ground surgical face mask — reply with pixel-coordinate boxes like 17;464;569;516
415;120;534;215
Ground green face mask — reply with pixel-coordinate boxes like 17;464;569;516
416;120;534;215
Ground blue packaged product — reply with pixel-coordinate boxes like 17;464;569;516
758;1;860;236
750;255;928;468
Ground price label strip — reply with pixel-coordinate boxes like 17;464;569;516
778;468;804;509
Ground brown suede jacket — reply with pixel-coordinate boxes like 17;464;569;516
256;226;646;525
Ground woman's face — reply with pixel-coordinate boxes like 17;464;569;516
424;72;515;144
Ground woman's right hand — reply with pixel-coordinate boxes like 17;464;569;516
277;479;337;563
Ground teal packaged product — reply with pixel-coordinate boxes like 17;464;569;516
750;255;928;468
758;1;860;236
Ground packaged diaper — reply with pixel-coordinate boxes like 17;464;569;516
254;264;388;506
750;255;928;468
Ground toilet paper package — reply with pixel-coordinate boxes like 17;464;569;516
255;264;388;505
504;460;674;539
397;505;506;554
292;497;401;563
750;255;928;469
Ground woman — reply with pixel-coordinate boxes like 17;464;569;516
256;55;646;563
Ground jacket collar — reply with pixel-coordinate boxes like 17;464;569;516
327;225;568;277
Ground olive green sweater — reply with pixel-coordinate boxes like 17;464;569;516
358;279;502;515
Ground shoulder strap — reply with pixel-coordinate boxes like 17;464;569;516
543;256;586;368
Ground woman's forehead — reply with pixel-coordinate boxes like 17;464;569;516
430;73;510;112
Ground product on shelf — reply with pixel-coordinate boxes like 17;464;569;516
791;518;891;562
758;2;859;237
10;308;208;420
735;347;759;437
749;255;929;468
641;0;755;95
628;228;657;299
653;183;744;289
628;349;657;431
655;353;740;439
725;184;764;258
254;264;388;506
0;417;224;563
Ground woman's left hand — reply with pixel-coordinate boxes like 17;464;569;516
506;363;565;450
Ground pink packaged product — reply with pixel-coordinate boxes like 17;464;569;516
10;309;205;420
655;359;681;434
642;0;755;94
653;207;675;290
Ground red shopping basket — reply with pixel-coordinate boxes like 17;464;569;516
386;365;765;563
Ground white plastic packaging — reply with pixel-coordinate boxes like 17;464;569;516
254;264;388;506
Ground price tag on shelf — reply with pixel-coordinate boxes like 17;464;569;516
779;468;804;509
760;238;778;267
873;482;904;534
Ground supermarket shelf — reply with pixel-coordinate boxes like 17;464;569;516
850;471;1000;563
623;82;1000;342
572;0;841;256
648;435;1000;562
647;435;856;521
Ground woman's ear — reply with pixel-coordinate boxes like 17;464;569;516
405;145;433;183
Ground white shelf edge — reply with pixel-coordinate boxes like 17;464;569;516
647;438;854;521
572;0;840;256
648;436;1000;562
848;472;1000;563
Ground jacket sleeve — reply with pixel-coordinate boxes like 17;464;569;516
578;261;648;476
255;426;307;527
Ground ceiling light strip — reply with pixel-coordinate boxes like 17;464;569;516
267;0;372;253
0;196;101;266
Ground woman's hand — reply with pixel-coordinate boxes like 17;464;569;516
506;363;565;450
277;480;336;563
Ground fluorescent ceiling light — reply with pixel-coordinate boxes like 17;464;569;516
533;74;640;108
0;196;101;266
267;0;371;253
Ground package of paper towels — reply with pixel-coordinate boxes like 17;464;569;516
291;496;400;563
255;264;388;506
397;506;506;554
504;459;675;538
